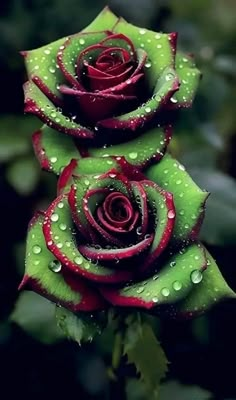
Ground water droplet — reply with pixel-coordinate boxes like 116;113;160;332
58;202;64;209
74;256;83;265
168;210;175;219
129;152;138;160
79;38;85;45
165;72;175;81
48;260;62;273
176;179;182;185
170;97;178;103
59;223;67;231
173;281;182;291
156;44;162;49
33;260;40;266
136;226;142;235
145;106;151;113
50;156;57;163
136;286;145;294
32;245;41;254
44;49;51;55
152;296;159;303
161;287;170;297
139;28;146;35
190;270;203;284
57;242;63;248
49;66;56;73
179;209;185;215
170;261;176;267
145;61;151;68
51;213;59;222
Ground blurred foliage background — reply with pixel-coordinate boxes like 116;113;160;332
1;0;236;399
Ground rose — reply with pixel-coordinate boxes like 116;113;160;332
20;156;234;317
22;7;200;141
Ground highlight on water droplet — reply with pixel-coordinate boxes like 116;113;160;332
32;245;41;255
172;280;182;291
74;256;83;265
161;287;170;297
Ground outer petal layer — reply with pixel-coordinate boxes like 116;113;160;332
145;153;209;242
101;243;207;309
20;213;105;311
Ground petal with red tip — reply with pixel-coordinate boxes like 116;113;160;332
43;194;133;283
24;81;94;138
20;213;105;312
139;181;175;273
97;67;179;131
101;243;207;309
84;125;172;169
168;53;201;109
32;125;80;174
145;153;209;242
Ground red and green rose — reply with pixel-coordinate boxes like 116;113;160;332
20;7;234;321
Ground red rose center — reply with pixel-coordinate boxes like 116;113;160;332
97;192;139;232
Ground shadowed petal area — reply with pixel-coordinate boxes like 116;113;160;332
20;213;106;312
145;153;209;242
100;243;207;309
43;193;133;283
84;125;172;169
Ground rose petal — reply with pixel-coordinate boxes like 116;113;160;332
100;243;207;309
145;153;209;242
85;125;172;169
97;67;179;131
24;81;94;138
131;182;148;237
139;180;175;273
79;234;153;262
20;213;105;312
32;125;80;175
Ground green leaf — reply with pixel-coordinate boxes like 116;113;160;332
55;306;105;343
124;321;168;399
6;157;40;195
159;380;212;400
11;292;64;344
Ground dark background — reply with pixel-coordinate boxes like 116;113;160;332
1;1;236;399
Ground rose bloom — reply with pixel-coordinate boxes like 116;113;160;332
22;7;200;141
20;156;234;317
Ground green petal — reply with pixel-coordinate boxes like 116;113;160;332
112;20;175;91
23;37;66;105
170;247;236;318
86;125;171;168
21;213;85;311
33;125;80;174
83;6;119;32
145;153;209;242
24;81;93;138
170;52;201;107
101;243;207;309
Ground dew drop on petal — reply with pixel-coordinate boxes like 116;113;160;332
74;256;83;265
128;152;138;160
59;223;67;231
48;260;62;273
136;286;145;294
173;281;182;291
152;297;159;303
168;210;175;219
58;202;64;209
50;156;57;163
161;287;170;297
51;213;59;222
32;245;41;254
190;270;203;284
